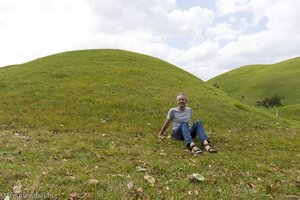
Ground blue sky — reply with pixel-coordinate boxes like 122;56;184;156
0;0;299;80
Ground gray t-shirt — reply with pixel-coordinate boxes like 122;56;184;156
167;107;192;130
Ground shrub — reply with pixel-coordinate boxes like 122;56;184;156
256;95;285;108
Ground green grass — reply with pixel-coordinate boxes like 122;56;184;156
0;49;299;199
275;104;300;121
207;57;300;121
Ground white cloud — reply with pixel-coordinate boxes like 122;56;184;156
216;0;250;14
179;0;300;80
206;22;240;41
0;0;299;81
0;0;96;64
167;6;214;33
213;0;300;69
86;0;175;34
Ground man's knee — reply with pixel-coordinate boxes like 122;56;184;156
195;120;203;126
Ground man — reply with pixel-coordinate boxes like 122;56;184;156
158;93;216;155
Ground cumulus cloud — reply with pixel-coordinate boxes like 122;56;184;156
167;6;214;33
175;0;300;79
206;22;241;41
216;0;250;14
0;0;299;80
215;0;300;68
0;0;96;64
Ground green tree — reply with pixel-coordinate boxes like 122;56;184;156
256;95;285;108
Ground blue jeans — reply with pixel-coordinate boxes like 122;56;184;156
172;120;208;146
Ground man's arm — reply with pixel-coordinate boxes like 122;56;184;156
158;119;171;138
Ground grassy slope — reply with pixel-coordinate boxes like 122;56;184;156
0;50;299;199
207;57;300;122
207;57;300;106
277;104;300;121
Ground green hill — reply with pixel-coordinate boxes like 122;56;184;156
277;104;300;121
0;50;299;199
207;57;300;105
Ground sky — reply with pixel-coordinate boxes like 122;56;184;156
1;0;300;80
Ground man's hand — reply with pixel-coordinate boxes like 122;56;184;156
158;134;165;139
158;119;170;140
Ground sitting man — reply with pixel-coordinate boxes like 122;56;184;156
158;93;217;155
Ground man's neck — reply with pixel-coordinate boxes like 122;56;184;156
178;106;185;111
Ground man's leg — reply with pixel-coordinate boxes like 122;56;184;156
190;120;208;143
190;120;217;153
173;122;203;154
172;122;193;146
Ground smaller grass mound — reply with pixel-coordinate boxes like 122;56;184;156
207;56;300;122
276;104;300;121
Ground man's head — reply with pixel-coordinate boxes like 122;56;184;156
176;93;188;109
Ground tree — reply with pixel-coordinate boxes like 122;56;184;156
256;95;284;108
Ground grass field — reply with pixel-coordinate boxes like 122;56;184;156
0;49;299;199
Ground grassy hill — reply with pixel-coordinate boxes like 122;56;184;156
0;50;299;199
207;57;300;105
277;104;300;121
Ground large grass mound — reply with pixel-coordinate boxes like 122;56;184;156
0;49;299;199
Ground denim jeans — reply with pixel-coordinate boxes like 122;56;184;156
172;120;208;145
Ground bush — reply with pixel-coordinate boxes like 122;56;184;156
256;95;285;108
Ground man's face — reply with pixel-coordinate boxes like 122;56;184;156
177;95;187;107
